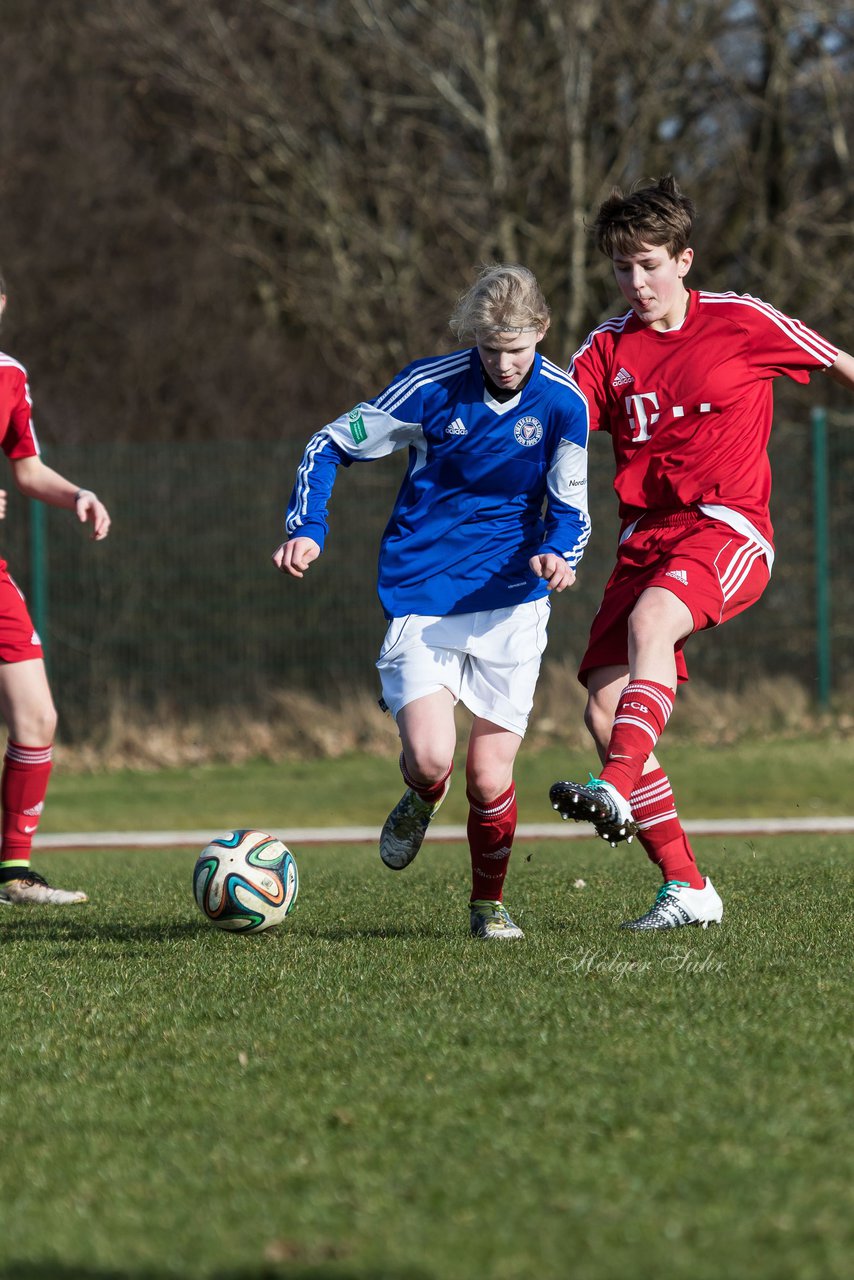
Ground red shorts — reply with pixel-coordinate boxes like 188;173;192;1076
579;511;770;685
0;560;44;663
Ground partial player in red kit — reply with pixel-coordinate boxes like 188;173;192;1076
549;175;854;930
0;271;111;905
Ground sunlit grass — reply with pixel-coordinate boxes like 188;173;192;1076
1;837;852;1279
40;735;854;834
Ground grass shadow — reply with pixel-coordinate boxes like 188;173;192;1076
0;919;208;943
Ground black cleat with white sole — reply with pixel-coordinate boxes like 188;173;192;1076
549;776;637;847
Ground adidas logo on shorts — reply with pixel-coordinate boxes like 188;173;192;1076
665;569;689;585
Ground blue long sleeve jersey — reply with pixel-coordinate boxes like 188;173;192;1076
285;347;591;618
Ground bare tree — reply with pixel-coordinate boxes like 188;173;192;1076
1;0;850;438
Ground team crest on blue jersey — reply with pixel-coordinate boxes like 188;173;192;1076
514;415;543;447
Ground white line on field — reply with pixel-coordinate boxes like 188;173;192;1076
33;816;854;850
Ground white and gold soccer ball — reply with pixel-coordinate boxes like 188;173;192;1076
193;829;299;934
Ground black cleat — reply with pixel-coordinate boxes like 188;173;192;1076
549;776;637;847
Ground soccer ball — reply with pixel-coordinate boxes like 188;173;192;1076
193;829;299;934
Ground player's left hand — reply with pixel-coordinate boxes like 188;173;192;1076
75;489;111;540
272;536;321;578
0;489;6;520
529;553;576;592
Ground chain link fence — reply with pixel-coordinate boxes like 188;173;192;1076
3;408;851;742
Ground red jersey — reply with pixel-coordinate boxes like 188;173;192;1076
0;353;40;461
570;290;838;564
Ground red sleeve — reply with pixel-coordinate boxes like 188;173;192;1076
568;335;611;433
1;364;40;459
738;296;839;383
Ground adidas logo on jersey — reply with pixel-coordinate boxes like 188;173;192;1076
665;569;688;584
612;367;634;388
445;417;467;436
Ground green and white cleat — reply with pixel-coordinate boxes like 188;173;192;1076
469;899;525;941
0;870;88;905
620;877;723;931
380;779;450;870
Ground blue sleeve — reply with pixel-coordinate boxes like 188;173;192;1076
539;398;591;568
285;431;353;550
283;384;424;550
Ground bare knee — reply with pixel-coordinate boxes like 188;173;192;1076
402;744;452;788
465;762;513;805
585;689;614;741
9;701;58;745
41;704;59;742
584;691;614;755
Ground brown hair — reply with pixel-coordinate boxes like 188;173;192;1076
592;175;695;259
449;263;550;340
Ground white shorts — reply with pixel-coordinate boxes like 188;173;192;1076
376;598;551;737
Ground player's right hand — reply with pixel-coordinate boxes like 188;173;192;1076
529;552;576;592
272;536;321;578
0;489;6;519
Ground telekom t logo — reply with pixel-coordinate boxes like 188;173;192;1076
625;392;660;442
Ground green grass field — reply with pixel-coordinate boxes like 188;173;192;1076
2;827;853;1279
6;740;854;1277
42;735;854;832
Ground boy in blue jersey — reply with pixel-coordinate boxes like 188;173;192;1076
274;265;590;939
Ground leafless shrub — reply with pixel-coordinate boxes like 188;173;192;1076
55;685;399;773
526;661;848;751
53;669;851;774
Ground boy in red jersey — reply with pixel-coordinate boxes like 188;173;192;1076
549;175;854;930
0;273;111;905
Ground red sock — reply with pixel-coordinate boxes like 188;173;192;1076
468;783;516;903
400;753;452;804
600;680;675;798
630;767;704;889
0;741;54;875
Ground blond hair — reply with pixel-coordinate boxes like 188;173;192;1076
449;264;550;340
